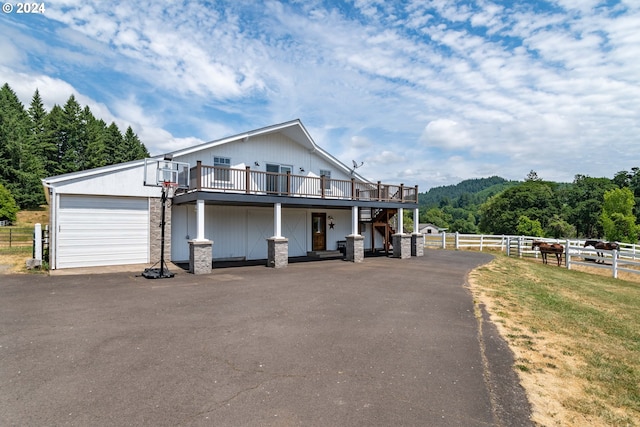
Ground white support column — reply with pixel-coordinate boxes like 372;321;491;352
346;205;364;262
398;208;404;234
413;208;419;233
274;202;282;238
351;206;359;235
196;199;205;241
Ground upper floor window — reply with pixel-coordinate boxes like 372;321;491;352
214;156;231;181
320;169;331;190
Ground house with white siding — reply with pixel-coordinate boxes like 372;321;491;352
42;119;422;273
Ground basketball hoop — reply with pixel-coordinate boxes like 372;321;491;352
142;180;178;279
162;180;179;198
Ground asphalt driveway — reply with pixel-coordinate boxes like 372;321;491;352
0;250;531;426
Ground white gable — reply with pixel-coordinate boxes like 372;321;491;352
43;119;365;195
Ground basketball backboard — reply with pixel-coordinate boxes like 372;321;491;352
143;157;190;188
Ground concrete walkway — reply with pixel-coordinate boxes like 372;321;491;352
0;250;531;426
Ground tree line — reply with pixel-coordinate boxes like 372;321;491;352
0;83;149;216
420;170;640;243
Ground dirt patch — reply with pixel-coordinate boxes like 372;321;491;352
0;253;31;274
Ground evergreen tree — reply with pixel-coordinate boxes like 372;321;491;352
0;82;149;206
28;89;56;177
44;104;67;175
0;84;45;208
105;122;125;164
60;95;85;173
123;126;150;161
84;113;108;169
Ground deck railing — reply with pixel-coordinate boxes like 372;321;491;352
189;162;418;203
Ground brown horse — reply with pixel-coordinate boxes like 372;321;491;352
532;241;564;266
584;240;619;263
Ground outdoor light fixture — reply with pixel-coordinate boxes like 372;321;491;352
254;161;260;166
299;167;305;172
164;153;173;161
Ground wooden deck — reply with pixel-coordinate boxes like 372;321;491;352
188;161;418;203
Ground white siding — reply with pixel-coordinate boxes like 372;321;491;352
174;133;352;183
57;195;149;268
283;210;307;256
247;209;272;260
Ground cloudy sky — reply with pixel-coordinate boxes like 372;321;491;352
2;0;639;190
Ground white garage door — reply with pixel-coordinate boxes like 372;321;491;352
57;195;149;268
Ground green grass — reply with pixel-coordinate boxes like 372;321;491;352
0;245;32;255
471;254;640;426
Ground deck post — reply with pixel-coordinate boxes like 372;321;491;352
196;161;202;191
351;178;356;200
245;166;251;194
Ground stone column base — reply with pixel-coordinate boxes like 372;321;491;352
346;234;364;263
411;233;424;257
392;234;412;259
189;240;213;275
267;237;288;268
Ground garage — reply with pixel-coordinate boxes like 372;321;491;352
56;195;149;268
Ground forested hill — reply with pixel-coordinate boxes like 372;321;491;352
0;83;149;209
419;176;519;209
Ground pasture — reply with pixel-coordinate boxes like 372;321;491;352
469;253;640;426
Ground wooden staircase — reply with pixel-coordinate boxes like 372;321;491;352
362;208;397;253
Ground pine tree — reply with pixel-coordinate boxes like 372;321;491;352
60;95;84;173
0;84;45;208
0;82;149;206
105;122;125;164
123;126;150;161
84;113;108;169
44;104;66;175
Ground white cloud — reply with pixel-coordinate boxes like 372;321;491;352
421;119;476;150
3;0;639;190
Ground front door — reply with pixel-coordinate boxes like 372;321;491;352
312;213;326;251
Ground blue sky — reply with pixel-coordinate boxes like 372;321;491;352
2;0;639;190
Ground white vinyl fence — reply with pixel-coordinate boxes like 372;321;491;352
424;232;640;280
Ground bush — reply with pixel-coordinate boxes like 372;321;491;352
0;183;19;223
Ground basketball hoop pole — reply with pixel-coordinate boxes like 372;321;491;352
142;182;175;279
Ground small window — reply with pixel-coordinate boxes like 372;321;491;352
214;156;231;181
320;169;331;190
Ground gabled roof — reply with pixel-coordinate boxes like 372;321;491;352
167;119;365;181
43;119;366;185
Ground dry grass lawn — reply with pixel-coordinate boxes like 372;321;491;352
0;207;49;274
469;254;640;426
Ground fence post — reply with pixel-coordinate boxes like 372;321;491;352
566;243;572;270
479;235;484;251
33;223;42;261
506;237;511;257
441;232;446;249
517;236;522;258
455;232;459;249
612;250;618;279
